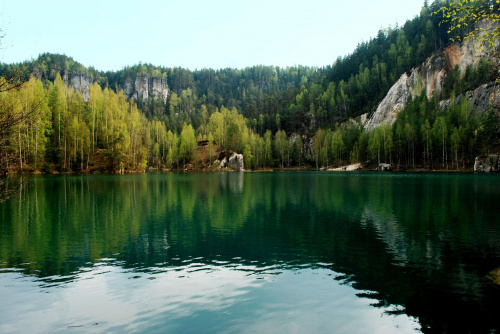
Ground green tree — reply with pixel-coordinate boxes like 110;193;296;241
264;130;272;167
450;127;461;170
433;116;448;169
275;130;287;168
179;123;196;165
369;127;383;167
382;123;393;165
47;74;68;167
207;132;215;164
331;128;345;166
436;0;500;51
166;130;179;167
404;123;416;169
421;119;433;169
313;128;325;170
88;82;103;151
477;108;500;154
293;134;303;167
0;72;45;200
209;110;225;147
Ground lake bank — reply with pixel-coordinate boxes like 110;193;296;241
4;166;484;175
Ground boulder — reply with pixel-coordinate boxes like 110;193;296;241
228;152;244;171
378;163;392;171
474;155;500;172
218;152;244;171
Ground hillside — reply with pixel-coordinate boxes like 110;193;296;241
364;19;500;131
1;2;453;132
0;0;499;174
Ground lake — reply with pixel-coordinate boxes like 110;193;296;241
1;172;499;333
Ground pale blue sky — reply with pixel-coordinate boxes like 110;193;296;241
0;0;425;71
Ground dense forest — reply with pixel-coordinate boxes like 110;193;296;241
0;0;499;174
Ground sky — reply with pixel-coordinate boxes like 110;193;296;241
0;0;425;71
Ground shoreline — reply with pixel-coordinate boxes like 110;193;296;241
4;166;482;175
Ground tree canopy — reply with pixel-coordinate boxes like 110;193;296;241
436;0;500;50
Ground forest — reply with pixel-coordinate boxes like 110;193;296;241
0;0;499;174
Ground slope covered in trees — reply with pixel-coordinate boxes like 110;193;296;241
0;0;498;174
0;2;453;131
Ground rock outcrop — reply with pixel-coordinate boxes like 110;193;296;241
440;81;500;115
69;74;92;102
123;76;169;102
228;152;244;171
218;152;244;171
474;155;500;172
363;21;500;131
62;73;93;102
363;53;448;131
62;73;169;103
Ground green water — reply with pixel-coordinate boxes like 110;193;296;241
1;172;499;333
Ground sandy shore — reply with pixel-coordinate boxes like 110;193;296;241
326;163;362;171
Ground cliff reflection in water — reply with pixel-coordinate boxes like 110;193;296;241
1;172;500;333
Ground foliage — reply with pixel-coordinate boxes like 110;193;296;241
0;1;456;135
0;1;497;175
436;0;500;49
477;107;500;153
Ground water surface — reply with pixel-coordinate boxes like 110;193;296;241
1;172;499;333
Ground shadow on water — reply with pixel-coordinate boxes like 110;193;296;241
1;172;500;333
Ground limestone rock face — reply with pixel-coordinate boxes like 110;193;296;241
363;21;500;131
364;53;449;131
149;77;169;101
123;76;169;102
363;53;450;131
363;72;413;131
68;74;92;102
474;155;500;172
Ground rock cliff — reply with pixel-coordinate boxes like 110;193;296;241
123;76;169;102
439;81;500;114
68;74;92;102
63;73;169;103
60;73;92;102
363;21;500;131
